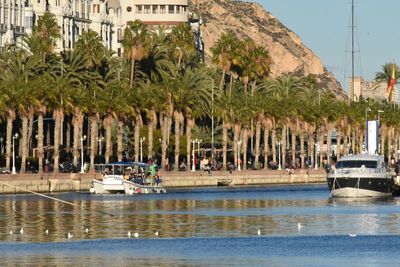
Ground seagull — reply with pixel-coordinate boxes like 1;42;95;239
297;222;303;230
45;229;49;235
133;232;139;238
257;229;261;236
127;231;131;238
9;230;13;235
154;231;159;237
20;227;24;235
349;233;357;237
67;233;73;239
85;228;89;234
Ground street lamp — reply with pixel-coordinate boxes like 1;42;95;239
80;135;87;173
12;133;18;174
140;137;146;162
278;141;282;170
197;139;202;156
237;140;242;171
192;139;197;171
97;135;104;156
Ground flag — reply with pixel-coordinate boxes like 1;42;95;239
387;67;396;100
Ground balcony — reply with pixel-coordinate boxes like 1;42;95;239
14;25;25;34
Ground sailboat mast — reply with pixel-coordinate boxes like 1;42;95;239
351;0;355;100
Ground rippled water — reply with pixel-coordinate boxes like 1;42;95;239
1;184;400;266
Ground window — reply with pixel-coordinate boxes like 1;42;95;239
24;16;32;28
93;4;99;13
152;5;157;14
144;5;150;14
160;5;165;14
336;160;378;169
168;5;174;14
135;5;142;14
126;6;131;12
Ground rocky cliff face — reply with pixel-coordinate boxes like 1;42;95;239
189;0;347;99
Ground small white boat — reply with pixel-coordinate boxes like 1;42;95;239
123;180;166;194
90;174;125;194
90;162;166;194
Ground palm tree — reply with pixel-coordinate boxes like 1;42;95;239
74;29;106;70
122;20;151;87
169;23;196;69
375;63;400;103
211;32;240;93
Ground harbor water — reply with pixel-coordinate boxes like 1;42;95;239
1;184;400;266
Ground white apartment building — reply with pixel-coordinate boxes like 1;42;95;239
0;0;189;54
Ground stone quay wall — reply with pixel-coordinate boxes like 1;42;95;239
0;169;326;194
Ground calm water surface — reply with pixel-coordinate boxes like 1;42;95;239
1;184;400;266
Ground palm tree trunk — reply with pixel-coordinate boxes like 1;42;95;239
326;125;332;164
394;132;399;162
52;109;61;173
336;131;341;160
222;120;228;170
282;126;287;169
20;115;29;173
117;121;124;161
89;114;98;171
351;131;356;154
37;111;44;174
161;114;168;171
300;132;305;169
6;111;15;172
242;128;249;170
388;128;392;164
319;129;324;169
72;110;83;167
186;114;194;172
309;134;314;168
219;70;226;92
254;120;261;168
60;112;64;147
174;111;180;172
134;114;142;162
233;124;241;169
148;108;157;160
263;126;269;170
27;110;34;156
343;132;348;156
358;132;363;154
130;58;135;87
291;127;296;168
66;118;71;149
380;126;385;155
271;129;276;164
103;114;113;164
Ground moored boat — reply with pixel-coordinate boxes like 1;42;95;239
326;154;393;198
89;162;166;194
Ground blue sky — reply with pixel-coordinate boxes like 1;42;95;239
257;0;400;93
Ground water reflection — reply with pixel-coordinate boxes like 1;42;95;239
0;186;399;243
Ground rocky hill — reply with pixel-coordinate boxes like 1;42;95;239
189;0;347;99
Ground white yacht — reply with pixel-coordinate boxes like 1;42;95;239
327;154;393;198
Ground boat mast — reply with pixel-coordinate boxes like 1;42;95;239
351;0;355;103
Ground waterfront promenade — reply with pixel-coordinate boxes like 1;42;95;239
0;169;327;194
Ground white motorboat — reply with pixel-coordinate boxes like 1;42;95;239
90;162;166;194
327;154;393;198
91;174;125;194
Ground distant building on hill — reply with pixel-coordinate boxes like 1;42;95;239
0;0;190;55
349;77;398;104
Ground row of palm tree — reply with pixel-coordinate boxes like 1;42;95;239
1;12;400;174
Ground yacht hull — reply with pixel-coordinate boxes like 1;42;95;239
327;177;393;198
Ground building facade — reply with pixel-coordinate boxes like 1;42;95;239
349;77;398;104
0;0;189;53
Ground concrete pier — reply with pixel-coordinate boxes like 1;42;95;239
0;169;326;194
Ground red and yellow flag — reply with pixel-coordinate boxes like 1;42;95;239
387;67;396;100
